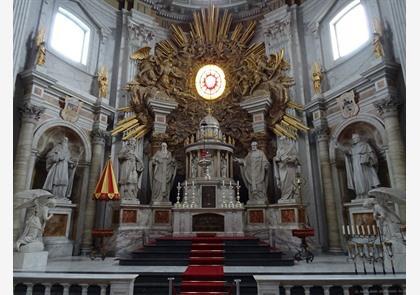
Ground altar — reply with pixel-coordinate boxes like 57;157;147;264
172;112;245;236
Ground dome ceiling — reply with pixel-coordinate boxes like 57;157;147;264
108;0;303;23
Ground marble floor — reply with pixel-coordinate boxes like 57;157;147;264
14;254;355;274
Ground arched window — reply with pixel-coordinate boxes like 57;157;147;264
50;7;90;65
329;0;369;60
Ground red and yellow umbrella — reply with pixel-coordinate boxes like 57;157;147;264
93;159;120;201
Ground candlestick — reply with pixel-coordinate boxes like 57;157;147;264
182;181;189;208
373;225;377;235
347;225;351;235
235;181;242;208
356;225;360;235
175;182;181;207
190;183;196;208
361;225;365;236
351;225;355;235
342;225;346;235
367;225;371;235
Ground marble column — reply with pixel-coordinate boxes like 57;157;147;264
80;128;107;254
375;97;405;223
315;126;341;252
375;97;405;190
13;102;45;241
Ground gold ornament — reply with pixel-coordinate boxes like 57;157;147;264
35;28;46;65
373;18;385;58
112;6;309;146
311;62;322;94
97;66;108;98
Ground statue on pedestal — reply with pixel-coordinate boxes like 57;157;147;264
335;133;380;199
16;194;57;252
191;154;198;178
42;137;75;199
118;138;143;200
221;154;228;178
273;137;300;200
150;142;177;203
234;141;269;204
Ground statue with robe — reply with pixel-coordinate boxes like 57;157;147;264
273;137;300;200
335;133;380;199
221;153;228;178
42;137;75;199
191;154;198;178
118;138;143;200
150;142;177;203
234;141;269;205
16;194;57;252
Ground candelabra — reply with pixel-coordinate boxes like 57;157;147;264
342;224;389;274
228;181;234;208
221;180;227;208
182;181;189;208
175;182;182;208
190;181;197;208
235;180;242;208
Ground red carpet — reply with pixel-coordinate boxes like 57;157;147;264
180;237;228;295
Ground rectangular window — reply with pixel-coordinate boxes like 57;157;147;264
50;7;90;65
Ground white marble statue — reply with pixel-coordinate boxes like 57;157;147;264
221;154;228;178
364;187;406;272
273;137;300;200
191;154;198;178
42;137;75;199
234;141;269;204
150;142;177;203
335;133;380;199
16;194;57;252
364;187;405;242
118;138;144;200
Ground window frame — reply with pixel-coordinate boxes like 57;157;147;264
329;0;370;61
49;6;92;66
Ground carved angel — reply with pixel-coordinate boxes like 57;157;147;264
15;191;57;252
363;187;405;242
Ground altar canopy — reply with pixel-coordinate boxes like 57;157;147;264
93;159;120;201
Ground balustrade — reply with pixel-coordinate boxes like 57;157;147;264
254;274;405;295
13;272;138;295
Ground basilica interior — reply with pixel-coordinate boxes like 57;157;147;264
12;0;406;294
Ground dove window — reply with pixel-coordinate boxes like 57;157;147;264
329;0;369;60
50;7;91;65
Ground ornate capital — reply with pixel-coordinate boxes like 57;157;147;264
374;96;401;118
91;128;109;145
264;18;292;40
314;125;330;141
19;102;45;122
127;21;155;46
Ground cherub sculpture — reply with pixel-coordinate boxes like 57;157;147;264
15;193;57;252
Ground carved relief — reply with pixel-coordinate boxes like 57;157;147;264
60;96;83;123
337;91;359;118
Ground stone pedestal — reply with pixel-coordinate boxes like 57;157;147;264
116;204;152;256
151;204;172;229
43;201;76;258
240;93;272;133
172;208;244;236
147;97;178;134
13;251;48;271
344;199;375;226
268;201;306;228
